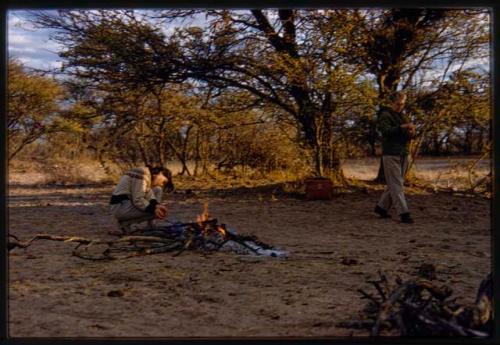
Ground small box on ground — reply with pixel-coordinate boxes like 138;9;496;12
305;177;333;200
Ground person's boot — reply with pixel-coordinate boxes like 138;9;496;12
400;212;414;224
374;205;391;218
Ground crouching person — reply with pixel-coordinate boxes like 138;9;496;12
109;165;174;234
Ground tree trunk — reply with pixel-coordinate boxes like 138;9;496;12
310;143;345;183
164;139;191;176
179;125;193;176
323;148;345;184
433;133;441;156
193;130;200;177
464;127;472;155
313;142;323;177
8;128;42;162
476;127;485;154
322;115;345;184
134;124;150;166
368;119;377;156
158;136;166;167
200;132;210;176
406;134;424;181
301;110;344;184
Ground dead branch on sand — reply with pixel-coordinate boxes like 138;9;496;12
8;233;183;260
8;219;281;260
338;270;492;337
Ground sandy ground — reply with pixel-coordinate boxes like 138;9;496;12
8;175;491;337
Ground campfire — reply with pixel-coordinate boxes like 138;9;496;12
137;202;287;258
9;203;287;260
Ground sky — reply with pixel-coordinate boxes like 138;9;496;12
8;9;490;76
7;10;209;71
8;11;64;70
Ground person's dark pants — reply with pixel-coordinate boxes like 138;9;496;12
110;187;163;222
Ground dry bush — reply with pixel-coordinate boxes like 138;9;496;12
9;157;120;186
8;159;47;185
42;158;119;185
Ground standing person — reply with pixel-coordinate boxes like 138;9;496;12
374;91;416;224
109;165;174;233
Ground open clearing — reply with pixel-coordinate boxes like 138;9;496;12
8;158;491;337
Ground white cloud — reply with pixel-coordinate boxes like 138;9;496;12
17;57;63;70
8;11;37;30
9;46;37;53
8;11;62;71
160;26;175;36
8;15;24;28
8;33;30;45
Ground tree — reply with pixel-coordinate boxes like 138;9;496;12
30;9;371;182
7;59;64;161
29;9;489;182
345;9;489;180
79;83;205;173
412;70;490;158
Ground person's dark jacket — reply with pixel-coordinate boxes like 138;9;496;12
377;105;412;155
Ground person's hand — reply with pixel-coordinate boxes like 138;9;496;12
154;204;167;219
400;123;414;129
401;123;416;137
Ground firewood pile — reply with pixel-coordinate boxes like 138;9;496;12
338;270;493;337
9;217;286;260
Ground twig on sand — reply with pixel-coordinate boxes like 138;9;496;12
9;233;181;260
338;272;492;337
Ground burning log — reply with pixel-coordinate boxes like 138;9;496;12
9;206;287;260
338;271;492;337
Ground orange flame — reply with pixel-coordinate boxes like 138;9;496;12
196;202;227;238
197;202;210;235
217;226;226;236
197;202;209;224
